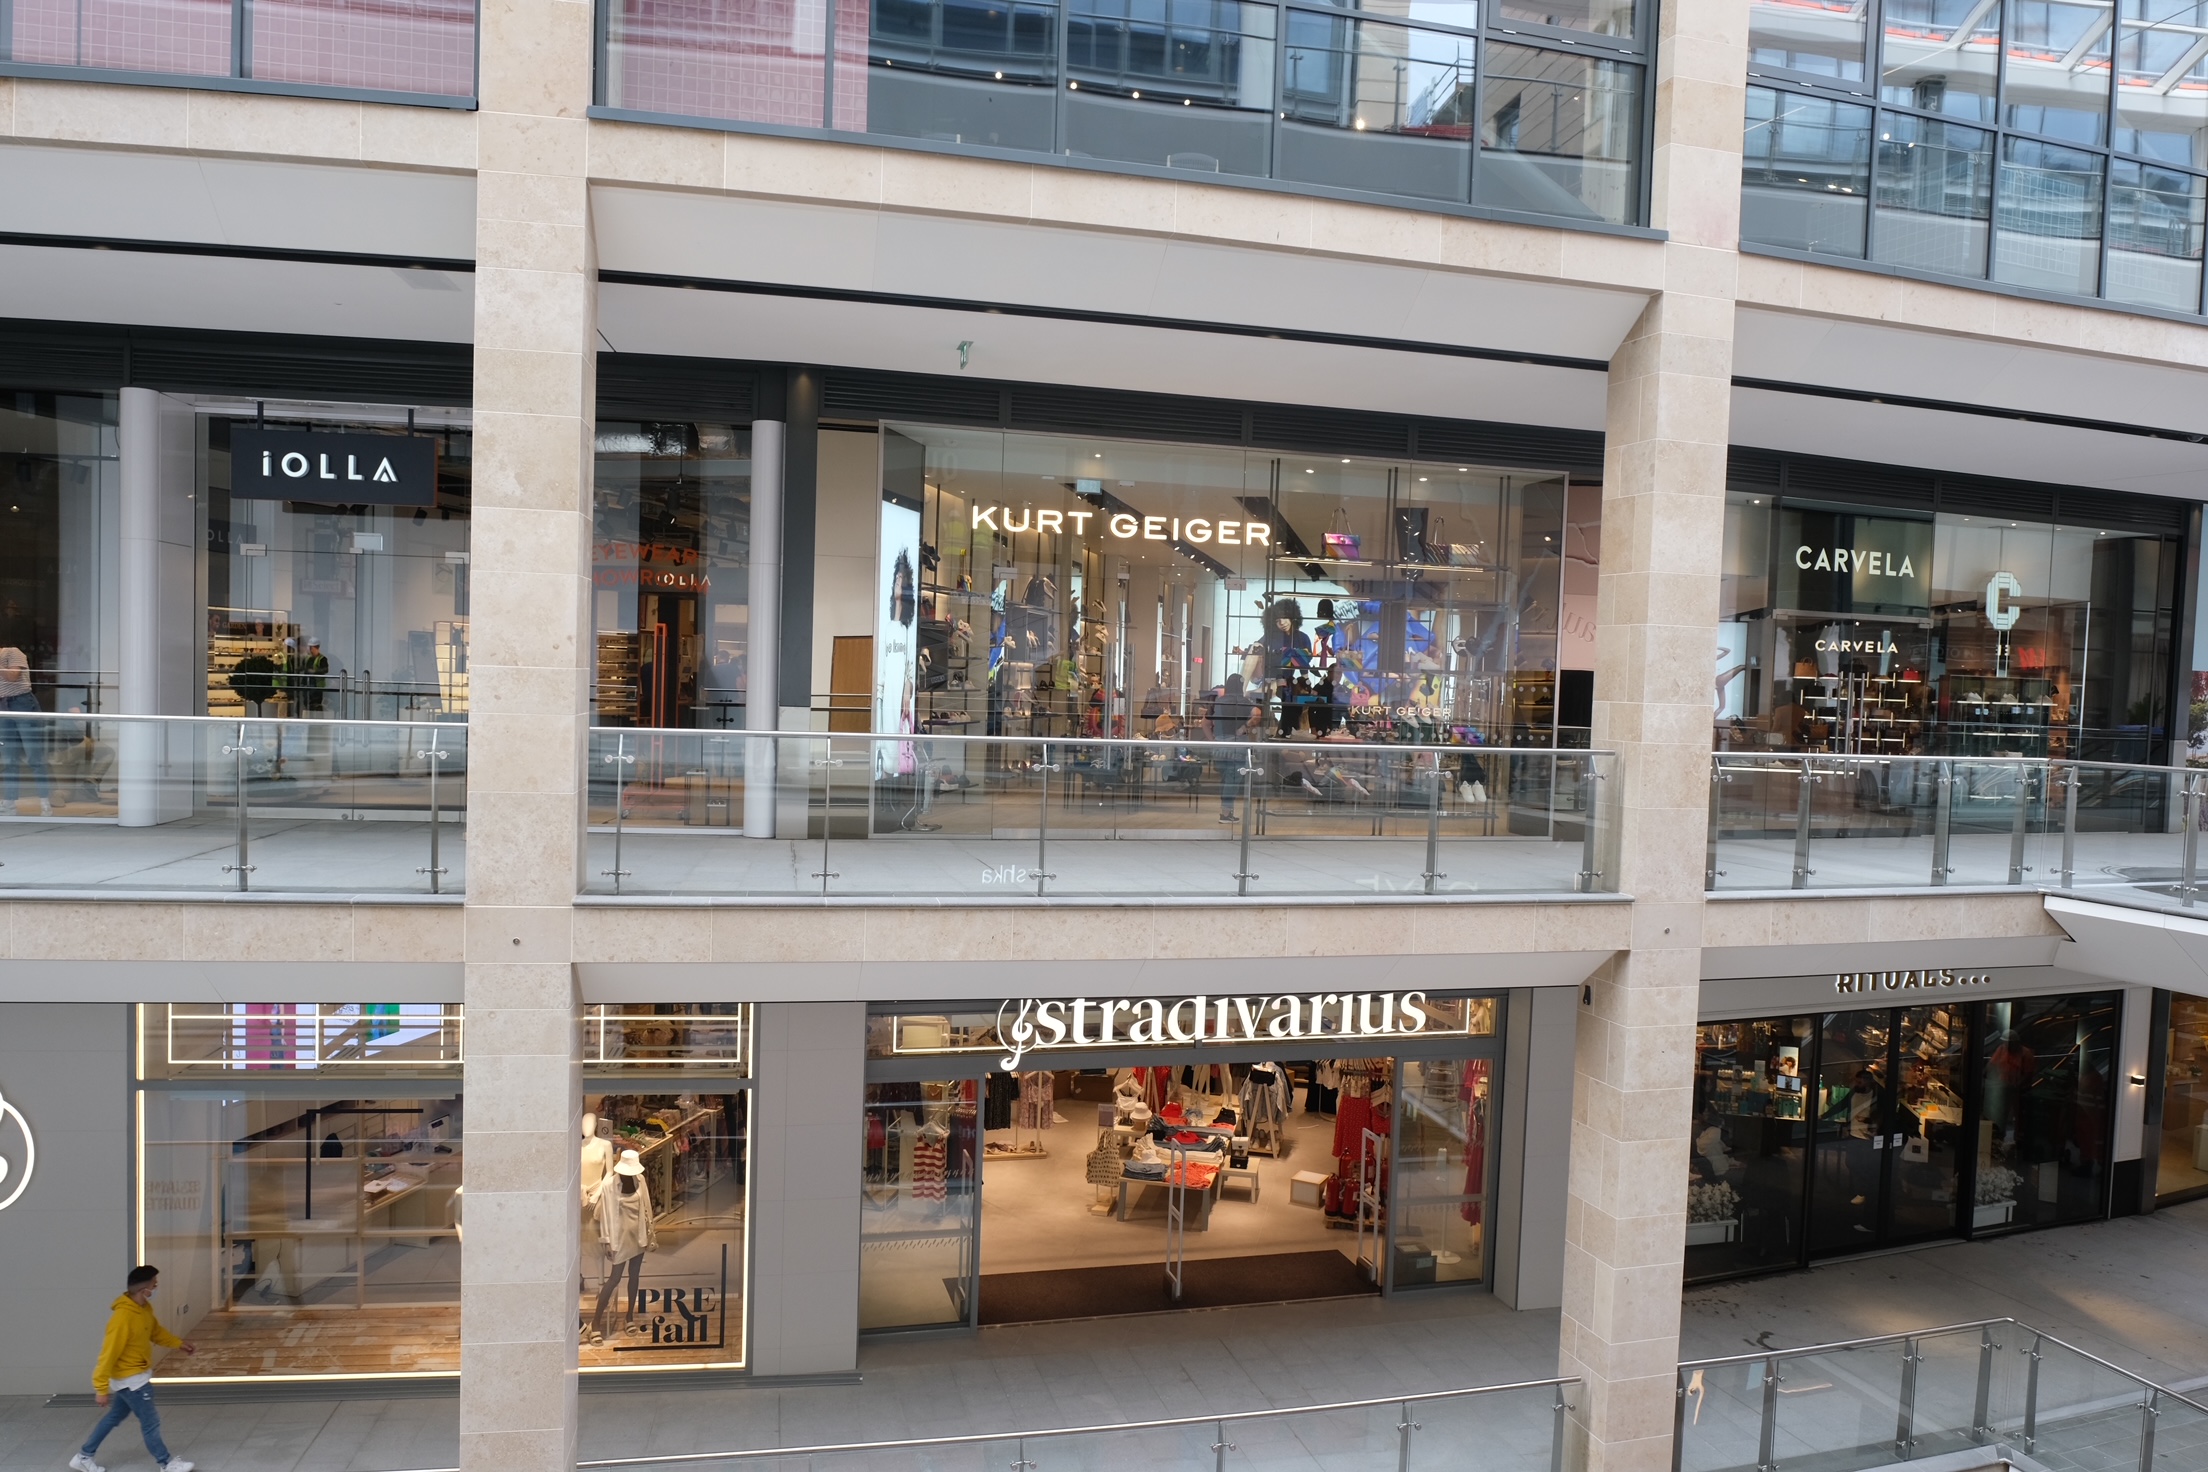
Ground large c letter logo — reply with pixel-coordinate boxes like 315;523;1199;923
1985;571;2023;632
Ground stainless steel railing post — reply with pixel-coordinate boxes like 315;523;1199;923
1707;760;1724;888
221;722;256;891
1931;761;1954;886
2008;766;2032;886
1971;1326;1997;1443
417;739;450;894
2139;1387;2160;1472
2060;766;2078;889
2182;773;2200;908
1756;1355;1780;1472
1212;1419;1235;1472
1792;757;1815;890
599;734;634;894
1578;757;1604;892
2023;1332;2043;1451
1894;1335;1920;1460
1234;749;1260;896
1394;1400;1420;1472
1557;1384;1573;1472
1033;746;1059;898
1422;761;1445;895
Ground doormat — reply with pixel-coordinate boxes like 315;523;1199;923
976;1249;1376;1325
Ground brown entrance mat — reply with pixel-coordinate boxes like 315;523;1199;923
976;1249;1377;1325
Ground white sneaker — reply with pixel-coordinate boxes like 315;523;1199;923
38;797;52;816
162;1461;195;1472
69;1455;106;1472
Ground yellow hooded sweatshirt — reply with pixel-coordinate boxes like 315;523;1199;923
92;1294;182;1394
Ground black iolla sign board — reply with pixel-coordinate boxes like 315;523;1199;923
231;428;438;507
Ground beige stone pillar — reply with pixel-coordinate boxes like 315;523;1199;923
1561;0;1747;1462
459;0;597;1459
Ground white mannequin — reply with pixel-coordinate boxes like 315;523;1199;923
580;1113;615;1207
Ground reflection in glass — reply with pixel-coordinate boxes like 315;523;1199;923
1685;1017;1812;1281
2107;158;2207;309
1995;136;2106;296
1473;43;1642;223
1393;1058;1491;1286
1743;85;1873;255
860;1079;980;1329
1749;0;1868;82
2116;6;2208;167
1975;993;2118;1233
1872;113;1994;276
604;0;845;128
1808;1010;1887;1254
1491;0;1634;40
2002;0;2113;144
860;0;1060;148
2157;994;2208;1203
1064;0;1276;175
1879;0;2000;121
1278;17;1475;202
140;1090;463;1375
1888;1004;1966;1239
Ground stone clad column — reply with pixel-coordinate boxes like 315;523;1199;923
459;0;597;1458
1561;0;1747;1461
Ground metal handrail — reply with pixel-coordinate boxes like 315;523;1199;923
1677;1315;2208;1415
1713;751;2202;780
592;727;1615;758
572;1374;1581;1469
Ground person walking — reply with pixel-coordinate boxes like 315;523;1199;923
71;1265;196;1472
0;646;52;817
1209;673;1258;823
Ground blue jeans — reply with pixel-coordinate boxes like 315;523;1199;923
82;1382;173;1466
0;692;49;801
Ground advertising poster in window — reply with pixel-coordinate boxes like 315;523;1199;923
876;491;921;778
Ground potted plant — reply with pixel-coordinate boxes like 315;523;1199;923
1686;1181;1740;1245
1973;1165;2020;1228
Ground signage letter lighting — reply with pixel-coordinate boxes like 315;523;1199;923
0;1083;34;1212
1985;572;2023;632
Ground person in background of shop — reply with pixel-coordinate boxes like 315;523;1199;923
1306;662;1340;738
1139;678;1169;725
298;638;330;715
1692;1107;1734;1182
71;1264;196;1472
0;646;52;818
1209;673;1258;823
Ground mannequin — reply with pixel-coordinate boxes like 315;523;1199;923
580;1114;615;1209
587;1149;654;1344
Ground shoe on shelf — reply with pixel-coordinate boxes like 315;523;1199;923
69;1454;106;1472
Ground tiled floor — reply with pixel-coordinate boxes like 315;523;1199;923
8;1200;2205;1472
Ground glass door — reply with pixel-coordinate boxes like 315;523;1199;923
858;1078;981;1331
1808;1011;1891;1254
1885;1004;1967;1241
1390;1057;1492;1289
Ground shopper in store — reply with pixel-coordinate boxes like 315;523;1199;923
1209;673;1259;822
71;1264;196;1472
0;646;52;817
298;638;330;714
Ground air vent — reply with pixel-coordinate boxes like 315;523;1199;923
1009;384;1243;443
1727;447;1783;492
2056;487;2190;535
1416;419;1605;476
1249;407;1411;457
598;354;757;423
129;333;471;405
1782;455;1936;510
824;372;1002;425
1937;474;2056;522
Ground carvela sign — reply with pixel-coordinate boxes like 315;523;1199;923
231;428;437;507
1774;506;1932;616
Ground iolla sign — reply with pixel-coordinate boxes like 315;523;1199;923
982;991;1454;1070
0;1081;33;1212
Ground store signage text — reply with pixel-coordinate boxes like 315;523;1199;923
1793;545;1916;579
231;429;437;508
1813;633;1898;656
0;1080;34;1213
973;505;1272;547
614;1246;728;1352
989;991;1444;1070
1833;968;1993;996
1985;572;2023;631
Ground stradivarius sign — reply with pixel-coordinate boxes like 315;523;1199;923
231;428;438;507
978;992;1458;1071
0;1082;33;1212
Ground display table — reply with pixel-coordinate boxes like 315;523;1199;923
1117;1168;1221;1229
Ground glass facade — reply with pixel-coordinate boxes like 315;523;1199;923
2155;992;2208;1203
1687;991;2119;1284
597;0;1651;222
135;1003;752;1380
0;390;118;715
0;0;476;98
1742;0;2208;314
1718;492;2181;760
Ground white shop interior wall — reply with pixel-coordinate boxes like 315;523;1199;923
813;430;884;715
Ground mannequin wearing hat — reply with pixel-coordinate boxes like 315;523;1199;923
587;1148;656;1344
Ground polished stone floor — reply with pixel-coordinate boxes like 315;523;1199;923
6;1201;2205;1472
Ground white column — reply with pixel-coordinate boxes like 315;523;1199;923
745;419;784;837
117;387;198;826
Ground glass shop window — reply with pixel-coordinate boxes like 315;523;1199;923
1685;1017;1813;1282
1973;992;2118;1234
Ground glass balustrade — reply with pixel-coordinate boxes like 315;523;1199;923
1708;752;2208;911
584;729;1617;900
0;709;465;896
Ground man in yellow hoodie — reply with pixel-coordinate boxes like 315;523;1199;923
71;1265;196;1472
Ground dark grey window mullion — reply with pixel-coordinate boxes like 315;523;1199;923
1055;0;1070;156
1984;0;2008;283
1463;14;1486;205
821;0;838;128
1271;2;1288;175
1863;101;1884;262
0;0;14;63
235;0;251;78
593;0;610;107
1861;0;1889;260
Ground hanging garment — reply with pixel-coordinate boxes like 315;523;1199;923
888;1115;916;1193
1017;1071;1056;1131
1139;1066;1171;1114
1085;1130;1126;1186
985;1073;1018;1131
913;1126;949;1202
1462;1059;1491;1225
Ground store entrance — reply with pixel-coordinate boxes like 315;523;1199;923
859;1049;1494;1331
1805;1005;1967;1256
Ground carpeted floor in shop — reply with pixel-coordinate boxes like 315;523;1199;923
976;1247;1376;1324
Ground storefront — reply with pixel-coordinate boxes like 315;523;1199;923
2149;991;2208;1207
1685;969;2132;1284
132;1001;750;1382
857;990;1502;1329
1717;457;2190;763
